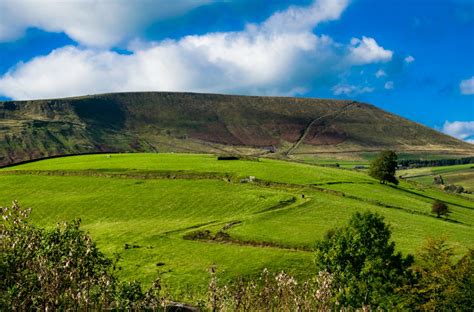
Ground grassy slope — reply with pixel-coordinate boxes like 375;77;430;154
1;153;473;299
2;92;473;167
400;164;474;192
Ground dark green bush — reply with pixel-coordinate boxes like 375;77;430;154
314;211;414;309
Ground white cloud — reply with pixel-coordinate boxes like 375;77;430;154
442;121;474;140
332;83;374;96
348;36;393;65
262;0;348;33
0;0;210;47
404;55;415;63
460;76;474;95
375;69;386;78
384;81;394;89
0;0;395;100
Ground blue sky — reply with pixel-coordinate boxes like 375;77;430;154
0;0;473;142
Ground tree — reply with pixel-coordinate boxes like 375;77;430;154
314;212;414;309
369;150;399;185
401;237;474;310
432;200;449;218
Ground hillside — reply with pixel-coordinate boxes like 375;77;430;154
1;153;473;298
1;92;473;166
400;163;474;194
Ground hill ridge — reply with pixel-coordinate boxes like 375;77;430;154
0;92;472;166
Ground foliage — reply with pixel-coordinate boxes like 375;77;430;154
399;156;474;168
431;200;450;218
442;183;465;194
0;201;166;311
369;150;399;185
401;237;474;311
206;267;335;311
433;175;444;185
314;211;414;309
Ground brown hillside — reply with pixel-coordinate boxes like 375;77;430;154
0;92;472;166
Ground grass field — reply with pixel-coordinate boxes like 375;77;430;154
1;153;473;300
399;163;474;192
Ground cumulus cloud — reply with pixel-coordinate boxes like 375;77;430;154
442;121;474;141
375;69;386;78
262;0;348;33
0;0;210;47
348;37;393;65
332;84;374;96
0;0;396;100
404;55;415;63
384;81;394;89
460;76;474;95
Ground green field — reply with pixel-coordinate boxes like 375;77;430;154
1;153;473;300
400;163;474;192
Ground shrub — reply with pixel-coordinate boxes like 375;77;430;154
443;184;464;194
206;266;335;311
314;211;414;309
183;230;213;240
433;175;444;185
431;200;450;218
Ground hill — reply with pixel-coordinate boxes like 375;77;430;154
1;92;473;166
1;153;473;299
400;163;474;194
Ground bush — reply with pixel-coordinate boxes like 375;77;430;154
443;184;464;194
207;266;335;311
183;230;213;240
314;211;414;309
431;200;450;218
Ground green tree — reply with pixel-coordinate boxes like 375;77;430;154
431;200;450;218
369;150;399;185
402;237;474;311
314;211;414;309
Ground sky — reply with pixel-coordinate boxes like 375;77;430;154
0;0;473;143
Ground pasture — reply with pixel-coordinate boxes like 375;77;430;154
400;163;474;192
1;153;473;300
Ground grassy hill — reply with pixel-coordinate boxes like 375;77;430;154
1;153;473;300
1;92;472;166
400;164;474;194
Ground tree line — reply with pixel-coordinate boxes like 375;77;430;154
398;156;474;168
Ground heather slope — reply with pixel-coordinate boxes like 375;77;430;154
1;92;472;166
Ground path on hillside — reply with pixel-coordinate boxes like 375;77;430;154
285;101;357;156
